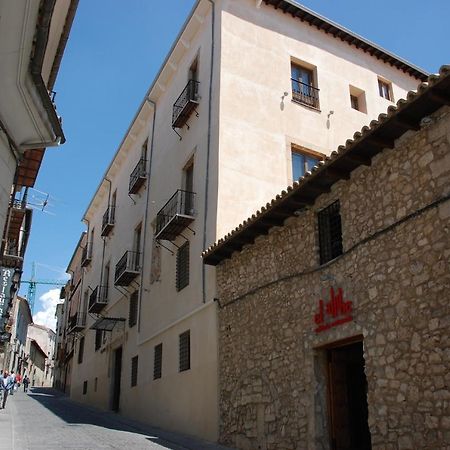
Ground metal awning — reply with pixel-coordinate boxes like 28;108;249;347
90;317;125;332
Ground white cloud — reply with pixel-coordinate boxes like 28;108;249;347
32;288;61;331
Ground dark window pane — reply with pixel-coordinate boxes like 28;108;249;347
129;291;138;328
179;330;190;372
318;200;343;264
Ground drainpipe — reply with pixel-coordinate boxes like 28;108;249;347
27;0;66;147
137;99;157;333
201;0;215;304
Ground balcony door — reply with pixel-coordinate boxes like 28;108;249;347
183;162;194;215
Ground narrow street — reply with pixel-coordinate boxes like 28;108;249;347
0;388;233;450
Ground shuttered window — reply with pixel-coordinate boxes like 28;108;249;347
179;330;190;372
153;343;162;380
82;380;87;395
318;200;343;264
95;329;102;351
176;242;190;291
129;291;138;328
78;336;84;364
131;355;138;387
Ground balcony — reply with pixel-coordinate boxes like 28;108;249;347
129;159;147;194
155;190;195;242
89;285;108;313
81;243;92;267
172;80;200;128
101;206;115;236
68;312;86;333
114;251;140;286
291;79;320;109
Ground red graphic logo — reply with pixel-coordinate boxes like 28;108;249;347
314;287;353;333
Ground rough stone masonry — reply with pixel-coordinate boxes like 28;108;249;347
214;104;450;449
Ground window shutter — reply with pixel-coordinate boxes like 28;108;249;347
179;330;190;372
131;355;138;387
176;242;190;291
128;291;138;327
154;343;162;380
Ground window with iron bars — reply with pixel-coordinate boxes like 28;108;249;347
179;330;190;372
131;355;138;387
154;343;162;380
318;200;343;264
176;242;190;291
129;291;138;328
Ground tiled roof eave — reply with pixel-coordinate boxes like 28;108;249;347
202;65;450;266
263;0;428;80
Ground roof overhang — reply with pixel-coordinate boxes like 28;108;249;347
90;317;125;332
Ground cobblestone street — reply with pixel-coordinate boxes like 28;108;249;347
0;388;233;450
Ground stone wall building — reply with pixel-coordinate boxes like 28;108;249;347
203;66;450;449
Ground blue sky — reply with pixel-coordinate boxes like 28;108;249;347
21;0;448;328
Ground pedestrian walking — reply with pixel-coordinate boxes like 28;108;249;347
23;375;29;393
9;371;16;395
1;370;14;409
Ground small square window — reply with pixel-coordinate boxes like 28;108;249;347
378;78;393;101
131;355;138;387
349;85;367;113
291;146;323;181
318;200;343;264
154;343;162;380
179;330;190;372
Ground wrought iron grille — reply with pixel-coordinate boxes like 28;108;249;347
291;79;320;109
129;158;147;193
318;200;343;264
179;330;190;372
155;190;195;236
69;312;86;331
102;206;115;230
176;241;190;292
153;343;162;380
89;285;108;311
172;79;200;127
81;243;92;266
131;355;138;387
115;251;140;282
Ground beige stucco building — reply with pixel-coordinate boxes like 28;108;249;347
59;0;428;442
203;66;450;449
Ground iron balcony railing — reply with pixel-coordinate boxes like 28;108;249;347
88;285;108;313
172;80;200;128
291;79;320;109
101;206;115;236
114;251;140;286
81;242;92;267
68;312;86;332
129;158;147;194
155;190;195;241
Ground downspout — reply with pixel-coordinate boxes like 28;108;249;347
137;99;157;333
27;0;66;147
81;219;89;317
201;0;215;304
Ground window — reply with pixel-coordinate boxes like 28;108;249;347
141;138;148;161
133;223;142;269
318;200;343;264
179;330;190;372
103;262;110;299
131;355;138;387
90;228;94;256
183;160;194;215
154;343;162;380
78;336;84;364
291;62;319;108
94;377;98;392
378;78;393;101
95;329;103;351
176;241;190;291
129;291;138;328
82;380;87;395
291;146;323;181
189;56;199;82
349;85;367;113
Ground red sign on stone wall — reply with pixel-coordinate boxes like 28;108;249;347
314;287;353;333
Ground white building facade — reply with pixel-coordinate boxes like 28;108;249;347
61;0;427;442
